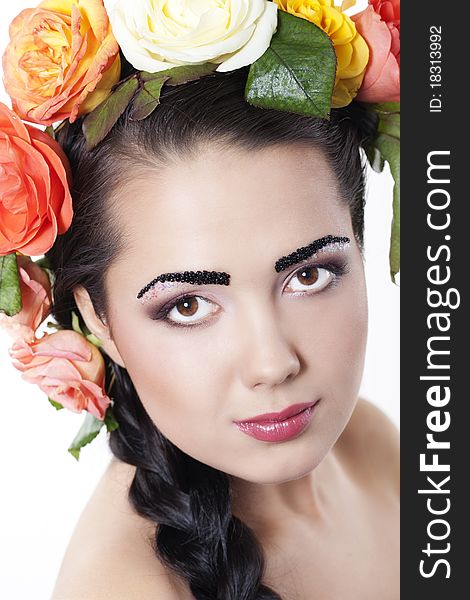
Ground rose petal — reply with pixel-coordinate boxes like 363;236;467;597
356;50;399;102
217;2;278;72
32;330;93;361
352;6;391;90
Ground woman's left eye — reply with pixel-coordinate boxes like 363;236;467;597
284;263;342;295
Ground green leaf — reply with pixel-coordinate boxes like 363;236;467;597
377;111;400;140
46;319;61;330
85;333;102;348
104;406;119;432
34;256;52;270
0;254;22;316
374;132;400;282
71;310;83;335
82;76;139;150
130;76;170;121
245;11;336;118
68;411;106;461
366;145;385;173
132;63;218;120
365;104;400;282
44;125;55;140
71;310;102;347
369;102;400;115
141;62;218;86
48;398;64;411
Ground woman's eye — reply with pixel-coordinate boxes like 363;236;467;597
164;295;216;326
285;264;336;294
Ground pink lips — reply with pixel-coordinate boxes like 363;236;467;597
233;400;319;442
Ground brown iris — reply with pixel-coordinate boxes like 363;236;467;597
176;296;199;317
297;266;319;286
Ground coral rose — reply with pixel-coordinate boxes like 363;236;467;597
9;329;111;420
0;102;73;255
351;0;400;102
2;0;121;125
104;0;278;73
274;0;369;107
0;256;52;342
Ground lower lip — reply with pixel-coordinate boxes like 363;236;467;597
234;402;318;442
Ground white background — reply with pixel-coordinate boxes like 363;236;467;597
0;1;398;598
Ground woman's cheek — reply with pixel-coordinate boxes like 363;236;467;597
118;323;221;419
321;281;368;418
295;274;367;395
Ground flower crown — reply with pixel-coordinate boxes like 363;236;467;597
0;0;400;459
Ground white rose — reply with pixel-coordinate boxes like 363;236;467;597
104;0;278;73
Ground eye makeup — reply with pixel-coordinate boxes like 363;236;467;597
149;257;350;330
136;234;351;303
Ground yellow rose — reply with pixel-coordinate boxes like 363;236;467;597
274;0;369;107
2;0;121;125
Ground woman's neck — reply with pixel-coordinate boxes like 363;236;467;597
229;448;347;538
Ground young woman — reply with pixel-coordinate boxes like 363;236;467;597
42;68;399;599
0;1;400;597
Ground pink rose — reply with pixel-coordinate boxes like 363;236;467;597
10;329;111;420
351;0;400;102
0;256;51;342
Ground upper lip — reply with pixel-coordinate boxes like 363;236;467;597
234;401;317;424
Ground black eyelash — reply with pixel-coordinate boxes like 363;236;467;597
150;260;349;329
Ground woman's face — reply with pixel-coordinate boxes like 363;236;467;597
100;143;368;484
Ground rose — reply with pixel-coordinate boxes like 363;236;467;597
274;0;369;107
104;0;278;73
370;1;400;24
351;0;400;102
0;102;73;256
9;329;111;420
2;0;121;125
0;256;52;342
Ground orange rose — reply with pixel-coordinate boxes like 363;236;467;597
2;0;121;125
351;0;400;102
9;329;111;420
0;102;73;255
0;256;52;342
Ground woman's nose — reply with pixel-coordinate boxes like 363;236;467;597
238;302;301;389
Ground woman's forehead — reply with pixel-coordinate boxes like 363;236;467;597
112;143;347;250
105;144;353;295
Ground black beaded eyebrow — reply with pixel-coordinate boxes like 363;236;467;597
274;234;350;272
136;234;350;299
137;270;229;299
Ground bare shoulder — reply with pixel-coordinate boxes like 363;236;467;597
335;398;400;493
50;458;192;600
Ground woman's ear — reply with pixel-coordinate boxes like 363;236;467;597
73;286;126;368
